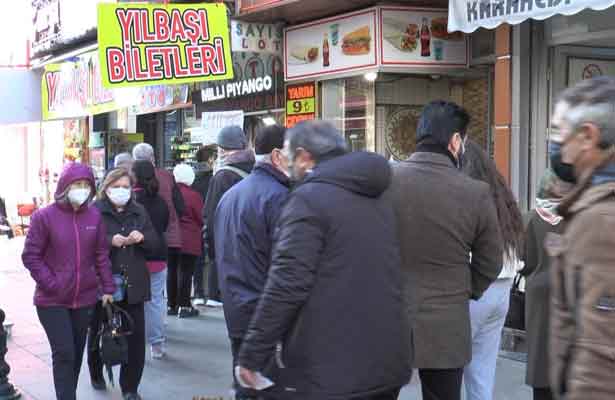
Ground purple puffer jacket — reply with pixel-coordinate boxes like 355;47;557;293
22;163;116;308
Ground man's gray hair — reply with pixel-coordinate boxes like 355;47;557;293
286;121;348;162
558;76;615;147
132;143;155;162
114;152;133;169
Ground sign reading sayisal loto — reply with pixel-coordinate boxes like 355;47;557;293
97;3;234;88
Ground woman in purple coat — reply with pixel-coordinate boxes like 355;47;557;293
22;163;116;400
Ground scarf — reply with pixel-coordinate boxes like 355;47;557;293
535;198;563;226
215;148;255;173
592;162;615;185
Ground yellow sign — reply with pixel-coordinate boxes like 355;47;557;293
286;98;315;115
42;52;121;120
97;3;234;88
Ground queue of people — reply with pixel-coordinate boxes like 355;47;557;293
19;75;615;400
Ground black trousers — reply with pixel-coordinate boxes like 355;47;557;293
193;254;207;298
37;305;93;400
418;368;463;400
87;301;146;394
208;259;221;302
533;388;554;400
168;252;198;308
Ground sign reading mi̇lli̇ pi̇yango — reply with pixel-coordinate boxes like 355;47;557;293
97;3;234;88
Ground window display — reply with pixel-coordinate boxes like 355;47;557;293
320;76;375;152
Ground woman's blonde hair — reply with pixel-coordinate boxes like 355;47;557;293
98;168;132;201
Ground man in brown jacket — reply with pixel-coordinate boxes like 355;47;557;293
546;76;615;400
390;101;503;400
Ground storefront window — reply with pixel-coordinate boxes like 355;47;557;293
320;76;375;152
163;110;180;168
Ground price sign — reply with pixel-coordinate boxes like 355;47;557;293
285;82;316;128
287;98;315;115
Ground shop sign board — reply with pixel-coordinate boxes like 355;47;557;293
286;82;316;128
130;85;190;114
97;3;234;88
231;20;283;53
192;110;245;144
42;51;119;120
380;8;467;67
285;9;378;81
448;0;615;33
238;0;295;14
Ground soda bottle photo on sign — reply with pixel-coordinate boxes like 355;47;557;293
420;17;431;57
323;33;330;67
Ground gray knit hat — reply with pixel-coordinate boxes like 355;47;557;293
215;126;247;150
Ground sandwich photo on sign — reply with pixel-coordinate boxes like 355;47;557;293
342;26;371;56
290;46;319;64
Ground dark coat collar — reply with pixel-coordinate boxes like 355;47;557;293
254;162;290;187
96;198;141;217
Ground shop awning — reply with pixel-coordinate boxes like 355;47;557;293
448;0;615;33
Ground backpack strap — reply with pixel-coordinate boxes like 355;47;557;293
217;165;249;179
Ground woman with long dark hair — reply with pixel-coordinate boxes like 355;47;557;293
461;140;525;400
132;160;169;359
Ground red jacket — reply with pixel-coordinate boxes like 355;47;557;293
156;168;182;249
178;183;203;256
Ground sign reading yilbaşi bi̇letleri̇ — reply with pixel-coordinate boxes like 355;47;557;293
97;2;234;88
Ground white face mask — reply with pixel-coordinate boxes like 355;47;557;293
106;187;131;206
67;188;91;207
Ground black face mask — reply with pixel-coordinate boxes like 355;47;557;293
549;141;577;184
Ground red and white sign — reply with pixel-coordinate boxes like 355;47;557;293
285;9;378;81
380;7;468;67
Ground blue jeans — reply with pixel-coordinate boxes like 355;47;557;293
145;267;167;345
464;278;512;400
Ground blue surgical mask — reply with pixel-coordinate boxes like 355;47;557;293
549;141;577;184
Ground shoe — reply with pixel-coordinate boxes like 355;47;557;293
205;299;223;307
178;306;200;318
193;297;206;306
91;377;106;391
123;393;143;400
151;343;165;359
167;306;178;316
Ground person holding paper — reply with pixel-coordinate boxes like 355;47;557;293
237;121;411;400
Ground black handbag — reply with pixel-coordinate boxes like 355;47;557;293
504;274;525;331
97;303;134;386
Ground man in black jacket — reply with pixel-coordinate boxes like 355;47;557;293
203;126;255;305
191;145;215;305
237;121;411;400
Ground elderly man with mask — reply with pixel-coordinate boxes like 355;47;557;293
547;76;615;400
237;121;410;400
202;126;254;307
214;125;290;400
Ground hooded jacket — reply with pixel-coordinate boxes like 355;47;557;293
22;163;116;308
214;163;290;339
239;152;411;399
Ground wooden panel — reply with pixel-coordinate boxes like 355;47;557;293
494;58;511;126
494;127;511;183
495;24;511;57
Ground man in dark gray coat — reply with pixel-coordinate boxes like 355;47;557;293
238;121;411;400
390;101;503;400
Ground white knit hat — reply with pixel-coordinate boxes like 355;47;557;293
173;164;195;186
